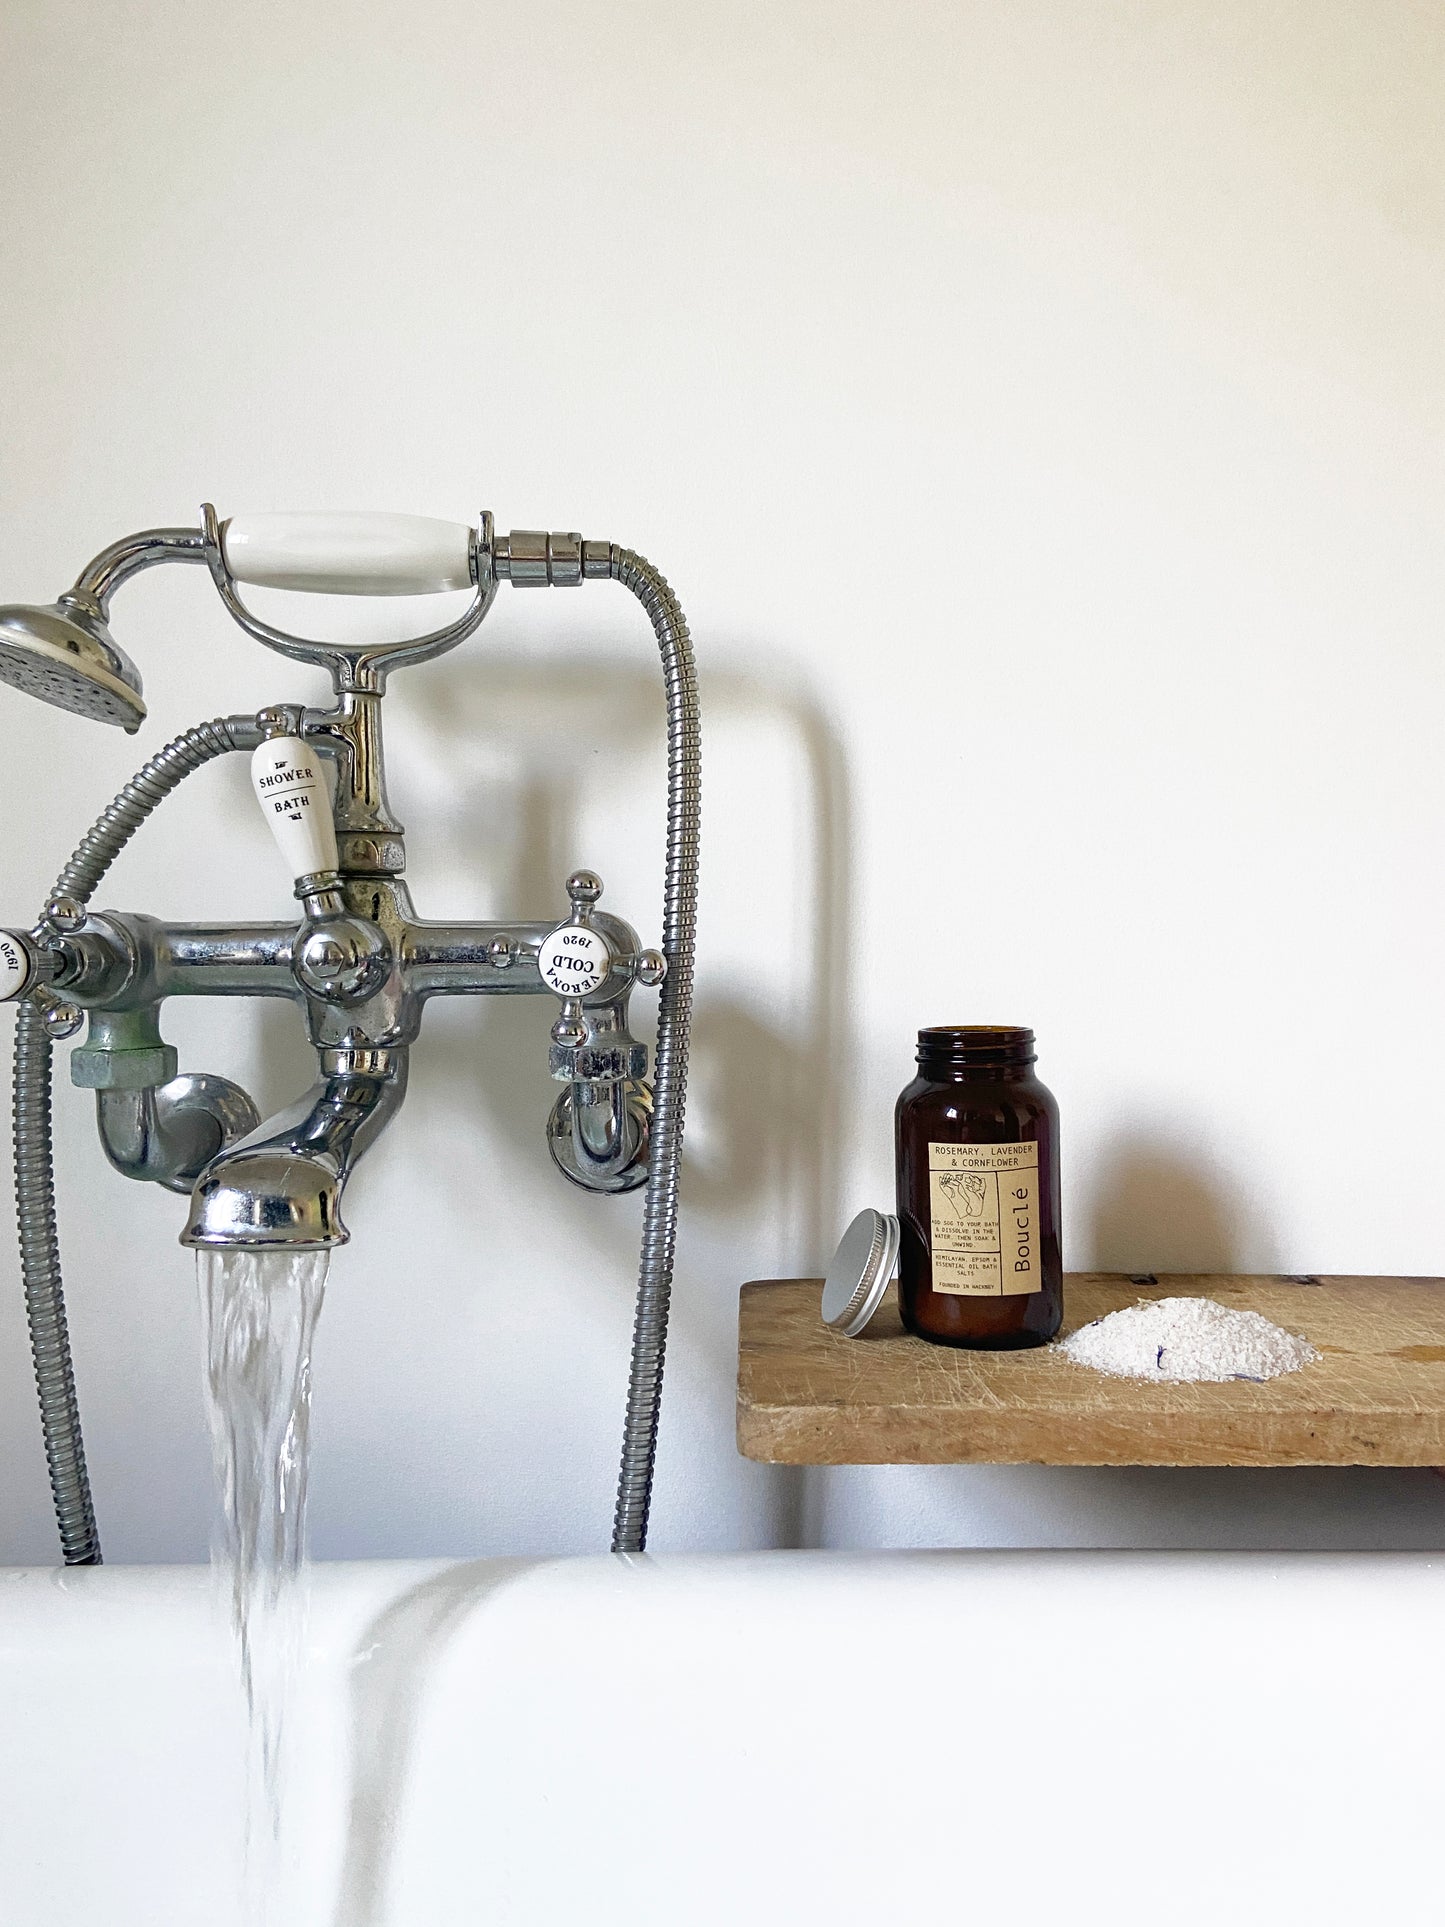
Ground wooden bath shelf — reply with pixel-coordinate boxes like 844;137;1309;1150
736;1273;1445;1467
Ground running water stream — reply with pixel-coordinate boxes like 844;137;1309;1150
198;1248;329;1922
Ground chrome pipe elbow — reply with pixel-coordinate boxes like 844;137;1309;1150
96;1076;261;1196
546;1079;652;1194
72;1005;261;1196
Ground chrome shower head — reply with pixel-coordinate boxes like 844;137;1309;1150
0;596;146;733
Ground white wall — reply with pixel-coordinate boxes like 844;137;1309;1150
2;0;1443;1564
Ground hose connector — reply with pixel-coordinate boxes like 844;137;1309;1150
493;531;613;586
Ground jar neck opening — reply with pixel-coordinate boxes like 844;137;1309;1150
916;1025;1037;1073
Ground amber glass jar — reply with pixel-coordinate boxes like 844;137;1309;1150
895;1026;1062;1349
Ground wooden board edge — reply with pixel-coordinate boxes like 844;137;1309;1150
735;1401;1445;1468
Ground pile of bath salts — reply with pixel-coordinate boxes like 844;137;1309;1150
1059;1295;1318;1383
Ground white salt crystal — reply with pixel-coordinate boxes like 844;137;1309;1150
1058;1295;1318;1384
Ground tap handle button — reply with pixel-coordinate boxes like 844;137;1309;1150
566;869;603;913
550;1004;589;1048
0;929;39;1002
28;986;83;1039
635;948;667;988
250;735;339;885
537;923;612;998
41;897;86;936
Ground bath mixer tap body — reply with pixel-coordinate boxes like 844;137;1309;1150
1;504;699;1559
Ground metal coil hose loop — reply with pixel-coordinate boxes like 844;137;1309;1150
608;549;701;1554
16;717;252;1563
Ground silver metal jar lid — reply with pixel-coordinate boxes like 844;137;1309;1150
821;1208;900;1337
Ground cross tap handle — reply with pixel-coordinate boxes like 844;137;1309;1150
537;871;613;1000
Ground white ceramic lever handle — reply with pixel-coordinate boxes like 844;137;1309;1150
250;737;339;883
221;512;475;596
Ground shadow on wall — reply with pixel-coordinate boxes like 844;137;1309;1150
401;645;854;1246
288;644;851;1549
1081;1128;1282;1277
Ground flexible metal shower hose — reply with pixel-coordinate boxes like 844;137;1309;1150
16;717;251;1563
608;548;700;1554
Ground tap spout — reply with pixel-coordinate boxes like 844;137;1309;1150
180;1047;406;1250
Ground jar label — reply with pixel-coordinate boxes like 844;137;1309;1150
927;1141;1041;1296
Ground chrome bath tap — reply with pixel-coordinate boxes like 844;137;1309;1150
0;507;699;1563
